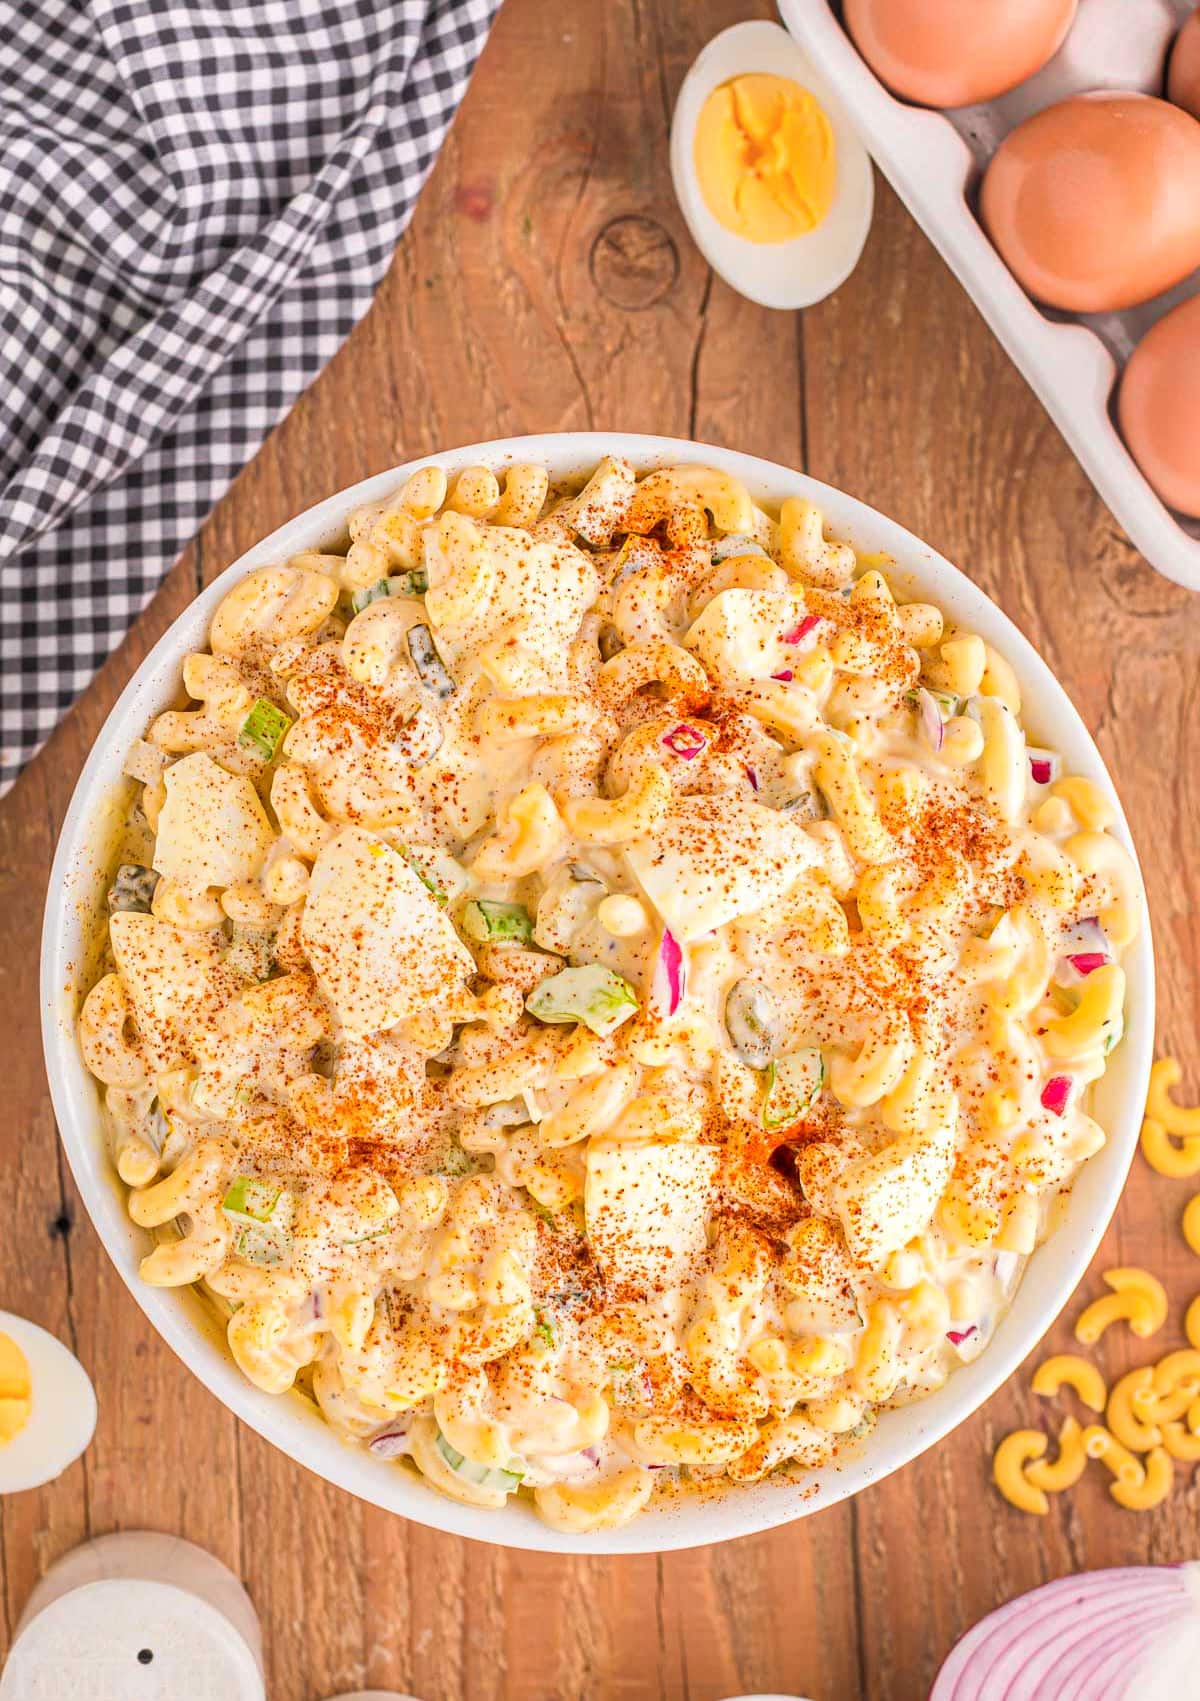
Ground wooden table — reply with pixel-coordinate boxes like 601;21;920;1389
4;1;1199;1695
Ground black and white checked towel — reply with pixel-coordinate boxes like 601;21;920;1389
0;0;500;793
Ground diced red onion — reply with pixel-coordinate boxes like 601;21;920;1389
661;723;707;761
744;764;759;792
946;1326;977;1347
653;928;685;1016
368;1425;411;1459
1040;1074;1073;1116
929;1565;1200;1701
771;669;794;683
784;613;822;646
1028;747;1062;786
1066;950;1110;977
916;686;945;754
1055;918;1112;985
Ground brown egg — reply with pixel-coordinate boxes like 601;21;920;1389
980;93;1200;312
1119;294;1200;517
843;0;1078;109
1168;9;1200;122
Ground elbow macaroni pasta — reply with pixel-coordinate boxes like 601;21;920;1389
79;457;1137;1531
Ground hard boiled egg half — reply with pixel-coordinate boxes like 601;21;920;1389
670;21;873;310
0;1311;96;1493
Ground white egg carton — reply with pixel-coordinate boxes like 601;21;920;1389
777;0;1200;593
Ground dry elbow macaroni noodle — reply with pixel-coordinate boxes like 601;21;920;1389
79;456;1137;1530
995;1060;1200;1517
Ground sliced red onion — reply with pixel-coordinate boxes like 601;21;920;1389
916;686;945;754
652;928;685;1016
929;1566;1200;1701
1040;1074;1073;1116
784;613;822;646
771;669;794;682
744;763;759;792
1028;746;1062;786
661;723;707;761
368;1425;411;1459
946;1326;977;1347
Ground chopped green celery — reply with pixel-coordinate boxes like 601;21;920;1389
340;1225;391;1247
527;1195;560;1231
351;569;428;613
407;623;455;699
435;1430;524;1491
191;1074;236;1117
238;698;292;761
763;1048;826;1133
905;687;960;720
433;1140;475;1177
526;963;638;1037
461;899;533;946
399;844;449;905
222;1176;284;1223
145;1096;169;1153
232;1220;291;1267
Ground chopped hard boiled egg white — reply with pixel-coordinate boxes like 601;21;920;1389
0;1312;96;1493
585;1139;721;1290
423;520;599;685
625;794;819;941
831;1120;958;1266
108;912;236;1073
153;750;274;893
683;587;805;684
300;827;474;1038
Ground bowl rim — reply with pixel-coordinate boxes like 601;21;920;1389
40;430;1155;1555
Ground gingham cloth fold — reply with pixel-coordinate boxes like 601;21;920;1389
0;0;500;792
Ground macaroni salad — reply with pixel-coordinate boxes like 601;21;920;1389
78;456;1138;1532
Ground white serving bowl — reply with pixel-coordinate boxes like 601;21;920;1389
41;433;1154;1555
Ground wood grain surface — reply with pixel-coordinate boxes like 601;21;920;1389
3;1;1199;1696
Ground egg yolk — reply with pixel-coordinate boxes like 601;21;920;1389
694;74;836;245
0;1332;32;1444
